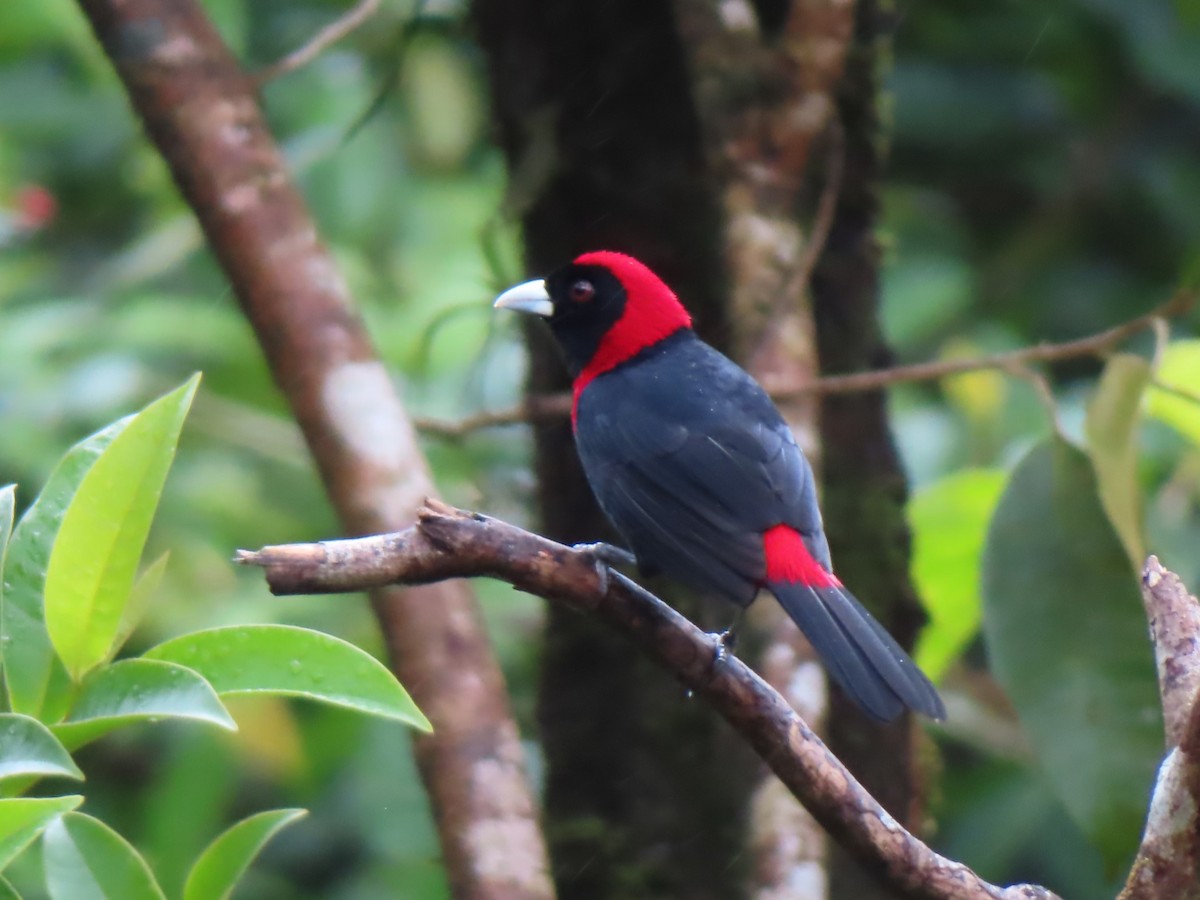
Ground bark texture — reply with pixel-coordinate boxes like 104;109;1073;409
809;1;932;897
1120;557;1200;900
671;1;854;894
76;2;552;897
474;2;756;897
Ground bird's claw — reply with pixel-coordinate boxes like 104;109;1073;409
711;626;737;663
573;542;638;593
573;542;638;568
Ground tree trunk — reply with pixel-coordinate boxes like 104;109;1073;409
475;3;758;898
477;1;928;897
810;1;932;897
76;2;554;896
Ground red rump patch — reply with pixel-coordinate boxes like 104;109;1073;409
571;252;693;428
763;524;841;588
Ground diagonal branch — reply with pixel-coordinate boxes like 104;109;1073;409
238;500;1060;900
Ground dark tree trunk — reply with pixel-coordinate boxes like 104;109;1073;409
474;2;755;898
811;1;932;898
478;0;928;897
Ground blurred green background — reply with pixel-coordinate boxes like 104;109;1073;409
1;0;1198;896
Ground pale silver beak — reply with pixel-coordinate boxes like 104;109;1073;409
493;279;553;317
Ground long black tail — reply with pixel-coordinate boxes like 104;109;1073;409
769;580;945;722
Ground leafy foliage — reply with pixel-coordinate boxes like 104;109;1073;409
42;813;166;900
182;809;306;900
146;625;432;730
982;437;1162;870
0;798;82;873
910;469;1005;681
0;715;83;783
44;376;198;680
1085;354;1152;568
0;383;429;896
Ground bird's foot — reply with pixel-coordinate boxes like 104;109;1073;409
572;542;638;594
711;626;737;663
709;610;745;663
573;542;638;568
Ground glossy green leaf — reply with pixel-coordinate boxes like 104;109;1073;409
982;437;1162;869
2;420;128;720
44;375;199;681
0;874;20;899
52;659;235;751
1146;339;1200;446
145;625;431;731
0;715;82;783
1085;353;1149;569
0;796;82;872
911;469;1006;681
43;812;165;900
183;808;306;900
105;552;169;664
138;732;236;896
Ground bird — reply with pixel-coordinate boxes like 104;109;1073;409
494;250;945;722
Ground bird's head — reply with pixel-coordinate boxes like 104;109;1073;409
494;251;693;376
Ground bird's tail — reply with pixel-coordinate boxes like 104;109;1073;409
769;580;946;722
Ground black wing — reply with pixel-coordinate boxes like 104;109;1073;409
574;334;824;603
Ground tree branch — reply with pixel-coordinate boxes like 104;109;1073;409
1120;557;1200;899
253;0;382;85
238;500;1060;900
416;290;1192;439
75;2;553;896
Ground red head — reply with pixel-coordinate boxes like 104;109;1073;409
494;250;692;380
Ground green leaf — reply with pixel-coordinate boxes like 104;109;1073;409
1146;339;1200;446
0;796;82;872
144;625;431;732
2;419;129;720
138;732;236;896
0;715;83;783
183;809;306;900
52;659;236;751
43;812;165;900
1085;353;1150;569
911;469;1006;681
982;437;1162;870
105;552;169;665
0;874;20;899
44;375;200;681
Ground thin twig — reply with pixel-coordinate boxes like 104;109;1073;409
1150;377;1200;408
789;290;1188;396
237;500;1060;900
413;394;572;439
254;0;382;86
417;290;1193;439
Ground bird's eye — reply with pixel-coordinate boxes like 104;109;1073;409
569;280;595;303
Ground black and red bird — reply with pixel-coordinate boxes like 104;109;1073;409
495;251;945;722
